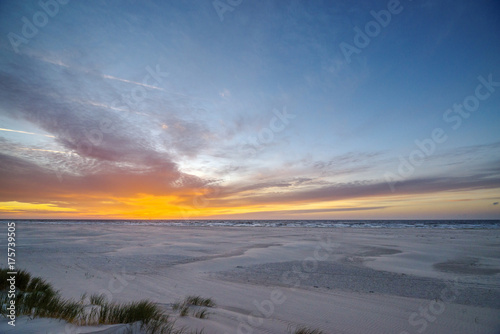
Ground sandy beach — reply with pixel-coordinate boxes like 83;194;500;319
1;223;499;333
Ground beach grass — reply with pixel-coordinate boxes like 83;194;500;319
173;295;216;318
192;308;210;319
288;325;324;334
0;269;32;291
0;268;181;333
88;293;107;306
179;305;190;317
2;268;328;333
184;296;216;308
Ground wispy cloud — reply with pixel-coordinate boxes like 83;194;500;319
16;147;74;155
101;74;165;91
0;127;55;138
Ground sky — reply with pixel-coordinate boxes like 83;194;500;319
0;0;499;220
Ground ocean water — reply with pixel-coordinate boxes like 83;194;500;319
2;220;500;229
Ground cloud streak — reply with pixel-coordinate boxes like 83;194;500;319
0;127;55;138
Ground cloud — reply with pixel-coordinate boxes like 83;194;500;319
207;171;500;208
157;115;213;158
243;206;388;216
0;152;205;204
0;48;230;215
309;151;385;177
0;47;219;173
0;50;214;203
0;127;55;138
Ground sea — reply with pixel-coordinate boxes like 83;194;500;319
2;220;500;229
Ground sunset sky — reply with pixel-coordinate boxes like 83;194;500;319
0;0;499;219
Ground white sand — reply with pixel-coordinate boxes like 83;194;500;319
1;224;499;333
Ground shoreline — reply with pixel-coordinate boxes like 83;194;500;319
2;219;500;230
1;224;499;333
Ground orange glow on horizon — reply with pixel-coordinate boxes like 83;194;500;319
1;186;499;220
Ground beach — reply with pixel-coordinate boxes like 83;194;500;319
1;223;500;333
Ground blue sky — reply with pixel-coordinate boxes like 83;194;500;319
0;0;499;219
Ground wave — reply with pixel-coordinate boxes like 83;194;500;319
1;219;499;229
